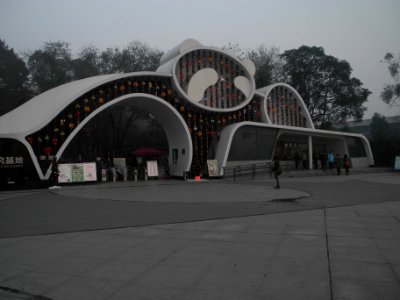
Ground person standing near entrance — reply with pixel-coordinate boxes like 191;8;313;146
327;151;334;170
319;151;327;171
49;156;60;187
301;151;308;169
343;154;350;175
312;151;318;169
272;156;281;189
334;153;342;175
294;152;300;170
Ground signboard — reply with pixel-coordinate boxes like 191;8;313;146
207;160;219;177
71;163;84;182
83;163;97;181
113;157;126;168
147;160;159;177
58;164;72;183
58;163;97;183
0;156;24;168
395;156;400;171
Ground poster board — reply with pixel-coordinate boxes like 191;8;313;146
113;158;126;169
57;163;97;183
83;163;97;181
394;156;400;171
147;160;159;177
58;164;72;183
71;163;84;182
207;160;219;177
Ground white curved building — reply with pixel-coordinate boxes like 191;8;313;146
0;39;374;185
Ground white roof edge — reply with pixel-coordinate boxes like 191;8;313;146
159;39;202;65
0;72;172;136
233;121;369;139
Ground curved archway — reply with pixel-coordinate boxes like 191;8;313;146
47;93;192;178
261;82;315;129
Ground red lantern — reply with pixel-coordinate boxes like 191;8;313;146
84;106;91;113
52;137;58;145
27;136;33;144
68;123;74;129
44;146;52;156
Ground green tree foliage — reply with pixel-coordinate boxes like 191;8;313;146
280;46;371;128
222;43;283;87
97;48;121;74
76;41;163;76
381;52;400;107
26;41;74;94
26;40;164;89
0;39;33;116
116;41;163;73
71;45;101;79
370;113;389;141
246;45;283;87
369;113;400;166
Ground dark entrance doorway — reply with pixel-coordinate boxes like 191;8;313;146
61;101;169;181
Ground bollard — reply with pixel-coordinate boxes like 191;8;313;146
134;168;138;182
111;167;116;183
123;167;127;182
101;169;107;182
144;167;148;181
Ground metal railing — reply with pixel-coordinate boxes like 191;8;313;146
223;161;291;181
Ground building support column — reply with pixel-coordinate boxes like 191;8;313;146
308;135;313;170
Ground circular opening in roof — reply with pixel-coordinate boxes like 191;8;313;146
173;48;255;112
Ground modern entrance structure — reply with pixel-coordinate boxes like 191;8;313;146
0;39;374;185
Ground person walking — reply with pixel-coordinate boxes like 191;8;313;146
334;153;342;176
343;154;350;175
272;156;281;189
49;156;60;187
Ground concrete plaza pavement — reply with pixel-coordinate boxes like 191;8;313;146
0;172;400;299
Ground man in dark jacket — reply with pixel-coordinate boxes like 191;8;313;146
272;156;281;189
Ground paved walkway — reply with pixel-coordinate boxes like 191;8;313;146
0;172;399;299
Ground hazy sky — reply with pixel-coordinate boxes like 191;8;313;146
1;0;399;119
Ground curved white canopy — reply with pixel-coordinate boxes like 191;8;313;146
0;72;170;136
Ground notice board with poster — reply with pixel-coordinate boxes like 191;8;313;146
83;163;97;181
207;160;219;177
71;163;84;182
58;162;97;183
58;164;72;183
146;160;159;177
113;158;126;172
